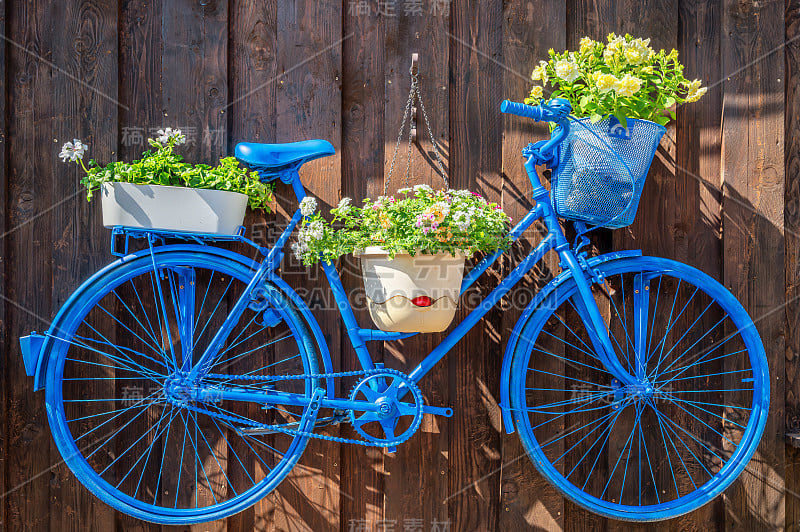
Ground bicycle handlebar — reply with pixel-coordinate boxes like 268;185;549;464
500;98;572;124
501;99;572;161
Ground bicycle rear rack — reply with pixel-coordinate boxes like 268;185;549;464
110;225;269;257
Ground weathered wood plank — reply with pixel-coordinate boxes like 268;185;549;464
340;5;385;531
786;1;800;531
498;1;566;530
721;0;785;528
48;0;120;530
162;0;228;165
377;6;451;532
271;1;342;530
672;0;726;529
565;2;615;530
448;1;505;530
161;2;229;530
117;2;165;530
227;1;278;530
5;0;58;529
0;0;7;529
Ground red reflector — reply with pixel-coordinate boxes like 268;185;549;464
410;296;434;307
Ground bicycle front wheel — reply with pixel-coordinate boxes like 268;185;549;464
43;247;322;524
509;256;769;521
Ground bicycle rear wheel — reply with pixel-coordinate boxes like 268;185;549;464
44;247;322;524
509;256;769;521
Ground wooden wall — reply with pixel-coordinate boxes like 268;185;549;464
0;0;794;529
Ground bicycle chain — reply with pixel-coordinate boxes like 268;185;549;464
195;368;421;448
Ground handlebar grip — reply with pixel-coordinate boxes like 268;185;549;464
500;100;543;121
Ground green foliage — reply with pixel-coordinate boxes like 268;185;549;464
292;186;512;266
63;131;273;210
525;33;707;126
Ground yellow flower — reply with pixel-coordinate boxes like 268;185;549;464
555;59;580;82
604;34;625;62
594;73;619;93
579;37;596;53
623;47;643;65
528;85;544;101
685;79;707;102
616;74;642;97
379;212;391;229
641;65;654;75
530;65;545;81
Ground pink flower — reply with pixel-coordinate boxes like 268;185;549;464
471;191;482;197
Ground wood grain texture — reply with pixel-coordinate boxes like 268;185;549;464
227;1;278;530
0;2;794;530
161;2;229;531
5;0;58;529
499;1;566;530
721;0;785;529
48;1;120;530
787;1;800;531
380;6;452;532
448;1;505;530
117;2;164;531
271;1;342;530
340;6;385;531
0;1;6;530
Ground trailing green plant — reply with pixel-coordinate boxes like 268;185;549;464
292;185;512;266
60;128;273;210
525;33;707;126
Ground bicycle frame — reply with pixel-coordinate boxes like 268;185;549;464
186;151;640;408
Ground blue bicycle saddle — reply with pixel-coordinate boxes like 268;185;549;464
235;139;335;180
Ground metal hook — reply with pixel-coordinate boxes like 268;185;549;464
410;53;419;142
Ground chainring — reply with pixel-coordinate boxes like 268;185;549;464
347;370;424;446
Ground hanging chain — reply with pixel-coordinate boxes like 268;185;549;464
416;74;449;190
384;63;449;195
385;77;416;195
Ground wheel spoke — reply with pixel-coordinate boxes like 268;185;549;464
512;260;767;519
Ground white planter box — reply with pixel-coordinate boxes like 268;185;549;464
359;247;465;333
101;182;248;235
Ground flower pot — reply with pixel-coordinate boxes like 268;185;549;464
359;247;465;333
101;182;248;235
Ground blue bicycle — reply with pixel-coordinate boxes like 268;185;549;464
19;99;769;523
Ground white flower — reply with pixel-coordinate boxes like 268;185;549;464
337;197;352;211
156;127;186;146
305;221;324;240
555;59;580;83
59;139;88;162
299;196;317;217
413;184;432;193
291;241;307;260
397;187;411;194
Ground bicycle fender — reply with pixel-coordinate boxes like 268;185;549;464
498;249;642;433
265;274;336;399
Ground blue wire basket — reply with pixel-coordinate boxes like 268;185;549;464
550;116;666;229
